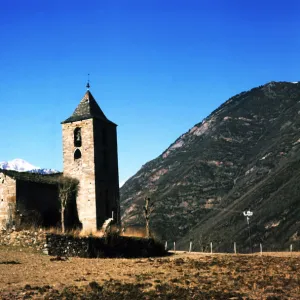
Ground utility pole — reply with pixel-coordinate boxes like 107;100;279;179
243;210;253;253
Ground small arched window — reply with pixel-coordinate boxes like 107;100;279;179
74;149;82;160
74;127;82;147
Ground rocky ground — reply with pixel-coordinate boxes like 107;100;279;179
0;229;46;252
1;246;300;299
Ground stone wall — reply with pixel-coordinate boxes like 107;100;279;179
0;229;47;252
62;119;97;232
0;230;167;258
46;234;166;258
0;173;16;230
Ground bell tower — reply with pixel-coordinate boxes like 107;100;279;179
61;84;120;232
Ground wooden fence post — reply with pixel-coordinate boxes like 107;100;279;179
260;243;262;256
174;241;176;253
210;242;213;254
234;242;236;254
165;241;168;251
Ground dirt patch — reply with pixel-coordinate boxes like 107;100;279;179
1;246;300;299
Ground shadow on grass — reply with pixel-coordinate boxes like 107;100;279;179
0;260;21;265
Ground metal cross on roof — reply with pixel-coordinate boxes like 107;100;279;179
86;73;90;90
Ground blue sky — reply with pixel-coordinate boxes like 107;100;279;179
1;0;300;185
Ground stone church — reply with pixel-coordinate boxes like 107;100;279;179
0;85;120;232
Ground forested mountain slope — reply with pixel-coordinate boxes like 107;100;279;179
121;81;300;251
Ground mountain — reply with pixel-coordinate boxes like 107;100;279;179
0;159;37;172
27;168;60;175
0;159;59;174
120;81;300;252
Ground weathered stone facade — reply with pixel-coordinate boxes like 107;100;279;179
62;90;120;232
62;119;97;231
0;173;16;230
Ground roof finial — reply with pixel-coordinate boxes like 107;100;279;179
86;73;90;90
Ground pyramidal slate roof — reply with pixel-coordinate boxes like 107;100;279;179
61;90;116;125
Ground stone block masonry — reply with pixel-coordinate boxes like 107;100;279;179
62;119;97;232
46;233;167;258
0;173;16;230
0;229;47;252
61;89;120;233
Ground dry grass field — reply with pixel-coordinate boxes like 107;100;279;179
1;246;300;299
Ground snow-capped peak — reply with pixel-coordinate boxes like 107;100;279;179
0;158;38;172
0;159;59;174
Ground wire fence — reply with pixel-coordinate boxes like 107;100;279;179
164;240;300;255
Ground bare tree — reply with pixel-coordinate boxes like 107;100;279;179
58;176;79;233
143;196;155;238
